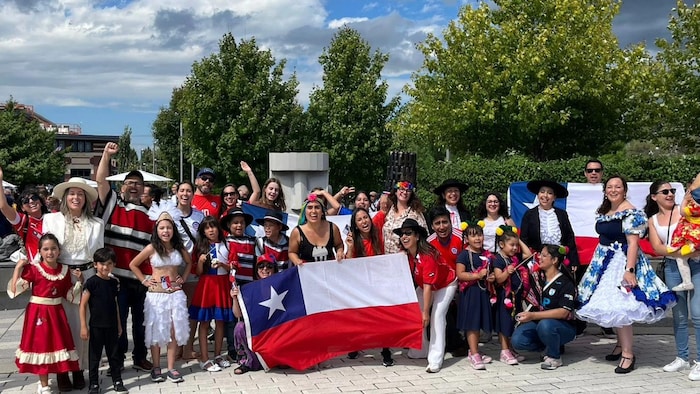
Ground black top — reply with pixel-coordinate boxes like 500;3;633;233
539;273;576;317
84;274;119;328
519;207;580;268
297;222;336;262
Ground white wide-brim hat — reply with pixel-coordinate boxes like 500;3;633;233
52;177;98;202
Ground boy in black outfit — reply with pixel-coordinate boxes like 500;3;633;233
80;248;128;393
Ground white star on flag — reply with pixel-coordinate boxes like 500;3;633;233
523;195;539;209
259;286;289;319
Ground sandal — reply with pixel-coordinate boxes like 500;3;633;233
200;359;222;372
605;344;622;361
234;365;250;375
167;369;184;383
215;355;231;369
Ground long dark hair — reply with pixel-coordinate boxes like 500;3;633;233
596;175;628;215
389;180;425;213
542;244;575;283
475;192;509;219
19;189;49;215
644;180;670;218
37;233;60;259
350;207;382;257
219;183;238;217
151;217;185;258
195;216;225;262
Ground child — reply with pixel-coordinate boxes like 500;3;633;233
255;210;290;272
12;234;82;393
667;177;700;291
188;216;234;371
456;221;496;370
129;208;191;384
230;254;277;374
79;247;128;394
493;225;532;365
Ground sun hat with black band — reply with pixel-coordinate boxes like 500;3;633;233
433;179;468;196
255;210;289;231
526;180;568;198
52;177;98;202
221;207;253;230
392;218;428;239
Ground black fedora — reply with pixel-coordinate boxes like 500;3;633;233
221;207;253;230
392;218;428;239
255;210;289;231
433;179;468;196
526;180;568;198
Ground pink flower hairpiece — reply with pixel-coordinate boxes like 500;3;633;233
395;181;415;191
307;193;317;202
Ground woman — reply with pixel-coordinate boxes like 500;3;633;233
577;176;676;374
433;179;469;229
382;181;428;255
0;168;49;263
475;192;515;253
353;191;372;211
250;177;286;212
645;180;700;379
395;218;457;373
218;183;239;217
43;177;104;390
520;180;580;269
288;193;344;264
511;245;578;370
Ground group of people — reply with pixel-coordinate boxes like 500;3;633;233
2;149;700;393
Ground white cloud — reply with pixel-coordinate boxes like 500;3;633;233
328;17;369;29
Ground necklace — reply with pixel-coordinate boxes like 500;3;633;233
468;251;487;290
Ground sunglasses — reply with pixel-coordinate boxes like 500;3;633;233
223;192;238;197
257;263;275;270
585;168;602;174
655;188;676;195
399;230;415;237
200;176;215;183
22;195;41;205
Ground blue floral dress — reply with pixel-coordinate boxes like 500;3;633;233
577;209;676;327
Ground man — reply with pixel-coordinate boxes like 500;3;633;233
427;206;466;357
584;159;604;184
95;143;154;373
140;183;155;209
237;184;250;202
192;168;221;217
369;191;379;212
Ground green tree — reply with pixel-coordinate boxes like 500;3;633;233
305;27;400;191
174;33;303;181
0;99;65;186
152;88;189;181
656;0;700;151
401;0;654;161
115;126;139;173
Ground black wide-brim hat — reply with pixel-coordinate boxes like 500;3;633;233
255;210;289;231
392;218;428;239
221;207;253;230
433;179;468;196
526;180;568;198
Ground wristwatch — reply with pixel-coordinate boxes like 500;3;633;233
625;267;635;273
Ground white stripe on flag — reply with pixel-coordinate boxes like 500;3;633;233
298;254;417;315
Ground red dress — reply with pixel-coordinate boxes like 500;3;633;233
15;262;79;374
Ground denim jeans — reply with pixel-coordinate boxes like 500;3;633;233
664;257;700;361
511;318;576;359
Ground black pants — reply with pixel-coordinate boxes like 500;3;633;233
117;277;147;363
89;325;122;386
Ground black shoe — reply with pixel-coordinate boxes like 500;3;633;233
72;371;86;390
382;357;395;367
88;384;100;394
113;380;129;393
347;351;359;359
57;372;72;392
605;344;622;361
614;355;635;374
133;359;153;371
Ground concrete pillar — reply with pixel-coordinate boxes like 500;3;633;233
269;152;329;213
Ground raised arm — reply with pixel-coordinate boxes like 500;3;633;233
0;166;18;223
97;142;119;204
244;161;263;206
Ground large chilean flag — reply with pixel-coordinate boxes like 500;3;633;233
238;254;423;370
508;182;685;264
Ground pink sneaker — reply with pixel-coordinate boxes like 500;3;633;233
468;350;492;364
469;353;486;370
511;349;526;362
500;349;519;365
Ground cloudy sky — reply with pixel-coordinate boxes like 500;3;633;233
0;0;678;152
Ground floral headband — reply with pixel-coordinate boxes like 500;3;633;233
395;181;415;191
298;193;326;225
495;225;518;236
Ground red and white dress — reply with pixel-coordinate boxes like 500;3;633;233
15;262;80;374
189;242;234;322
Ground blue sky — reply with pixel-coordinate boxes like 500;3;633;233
0;0;675;153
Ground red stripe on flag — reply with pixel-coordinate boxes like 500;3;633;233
251;303;423;370
576;237;657;265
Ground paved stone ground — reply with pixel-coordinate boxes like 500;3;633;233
0;293;697;394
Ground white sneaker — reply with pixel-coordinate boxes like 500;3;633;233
541;356;563;370
663;357;690;372
672;282;695;292
689;360;700;381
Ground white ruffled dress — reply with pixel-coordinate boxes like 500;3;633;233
144;250;190;348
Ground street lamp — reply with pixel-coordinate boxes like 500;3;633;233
179;120;183;183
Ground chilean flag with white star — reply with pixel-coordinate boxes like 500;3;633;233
238;254;423;370
508;181;685;264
